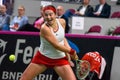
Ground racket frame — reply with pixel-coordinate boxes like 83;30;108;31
75;60;90;80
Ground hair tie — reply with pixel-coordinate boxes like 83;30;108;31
43;5;56;14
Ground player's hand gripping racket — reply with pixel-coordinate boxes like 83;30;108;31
75;59;90;80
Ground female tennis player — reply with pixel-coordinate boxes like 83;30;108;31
20;5;78;80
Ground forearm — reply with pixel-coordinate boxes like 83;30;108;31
54;43;71;54
65;53;71;60
64;38;71;60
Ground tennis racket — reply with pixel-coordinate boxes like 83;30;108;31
75;60;90;80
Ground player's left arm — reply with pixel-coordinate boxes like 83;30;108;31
59;18;69;49
60;18;78;60
59;18;71;60
64;38;71;60
59;18;75;66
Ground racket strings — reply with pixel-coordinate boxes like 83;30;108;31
76;60;90;80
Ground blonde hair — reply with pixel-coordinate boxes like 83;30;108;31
18;5;25;11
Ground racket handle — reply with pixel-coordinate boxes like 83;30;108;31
71;54;79;60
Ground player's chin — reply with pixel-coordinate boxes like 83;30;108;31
48;21;52;24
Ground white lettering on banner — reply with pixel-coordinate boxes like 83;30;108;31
14;39;39;64
87;52;101;62
2;71;54;80
34;74;52;80
14;39;25;62
23;46;33;64
2;71;22;80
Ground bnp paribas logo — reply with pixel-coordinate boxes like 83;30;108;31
0;39;7;65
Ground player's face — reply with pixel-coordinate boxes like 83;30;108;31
43;10;56;25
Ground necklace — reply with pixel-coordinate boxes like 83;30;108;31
46;21;58;32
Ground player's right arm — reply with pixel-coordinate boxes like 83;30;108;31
40;23;77;57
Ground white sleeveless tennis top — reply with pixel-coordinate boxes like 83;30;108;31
39;19;66;59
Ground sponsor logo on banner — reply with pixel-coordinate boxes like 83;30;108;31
0;37;60;80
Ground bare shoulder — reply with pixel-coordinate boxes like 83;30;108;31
58;18;66;29
59;18;65;24
40;23;50;36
